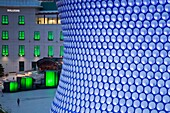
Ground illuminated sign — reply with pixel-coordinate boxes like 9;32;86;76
7;9;20;12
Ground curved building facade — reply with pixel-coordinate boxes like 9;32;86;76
51;0;170;113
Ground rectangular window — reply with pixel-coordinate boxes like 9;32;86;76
19;45;25;56
60;31;64;41
48;31;54;41
2;31;8;40
1;15;8;25
32;62;37;70
18;16;25;25
19;61;24;71
19;31;25;40
34;31;40;40
34;45;40;57
60;46;64;57
2;45;9;56
48;46;54;57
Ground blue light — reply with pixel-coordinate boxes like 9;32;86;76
51;0;170;113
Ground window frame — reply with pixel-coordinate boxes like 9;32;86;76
60;31;64;41
2;45;9;56
19;61;24;71
34;45;40;57
48;46;54;57
48;31;54;41
18;16;25;25
2;31;9;40
60;46;64;57
19;45;25;56
1;15;8;25
18;31;25;40
34;31;40;40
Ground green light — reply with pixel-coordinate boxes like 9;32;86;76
48;31;54;41
2;45;8;56
60;46;64;57
60;31;64;41
34;45;40;57
34;31;40;40
1;15;8;25
10;82;18;92
19;45;25;56
21;77;33;89
26;77;33;89
18;16;25;25
48;46;54;57
45;71;57;87
2;31;8;40
19;31;25;40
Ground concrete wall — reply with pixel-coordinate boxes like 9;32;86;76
0;7;63;74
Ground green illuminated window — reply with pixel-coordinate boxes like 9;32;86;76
48;31;54;41
2;45;8;56
34;31;40;40
48;46;53;57
19;45;25;56
18;16;25;25
2;31;8;40
60;46;64;57
1;15;8;25
34;45;40;57
19;31;25;40
60;31;64;41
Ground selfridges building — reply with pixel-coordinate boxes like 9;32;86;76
51;0;170;113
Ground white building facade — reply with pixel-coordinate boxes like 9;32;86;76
0;0;63;74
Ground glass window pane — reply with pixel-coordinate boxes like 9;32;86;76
19;31;25;40
2;45;8;56
60;46;64;57
48;31;53;40
60;31;64;41
48;46;53;57
1;15;8;25
18;16;25;25
34;45;40;57
19;61;24;71
34;31;40;40
19;45;25;56
2;31;8;40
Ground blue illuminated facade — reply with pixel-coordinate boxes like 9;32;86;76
51;0;170;113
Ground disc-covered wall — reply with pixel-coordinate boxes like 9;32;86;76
51;0;170;113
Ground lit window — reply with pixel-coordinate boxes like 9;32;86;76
19;31;25;40
18;16;25;25
34;46;40;57
36;17;57;24
48;31;54;41
60;31;64;41
19;45;25;56
1;15;8;25
57;17;61;24
2;45;8;56
2;31;8;40
60;46;64;57
34;31;40;40
48;46;54;57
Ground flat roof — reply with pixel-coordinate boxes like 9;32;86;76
0;0;41;7
40;2;57;11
